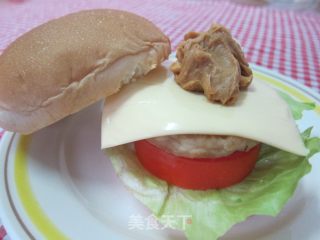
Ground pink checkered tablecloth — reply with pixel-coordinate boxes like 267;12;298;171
0;0;319;239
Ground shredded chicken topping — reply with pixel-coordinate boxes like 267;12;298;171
171;24;253;105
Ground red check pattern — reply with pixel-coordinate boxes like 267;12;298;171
0;0;319;239
0;226;6;240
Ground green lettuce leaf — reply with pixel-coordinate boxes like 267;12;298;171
106;94;319;240
278;91;315;120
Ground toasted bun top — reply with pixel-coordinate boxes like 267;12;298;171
0;9;171;134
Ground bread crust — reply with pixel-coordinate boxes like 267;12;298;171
0;9;171;133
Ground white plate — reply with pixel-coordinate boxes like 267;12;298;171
0;66;320;240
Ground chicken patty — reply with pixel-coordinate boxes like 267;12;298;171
148;134;258;158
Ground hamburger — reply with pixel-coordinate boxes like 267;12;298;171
0;9;317;240
102;63;315;239
101;23;317;239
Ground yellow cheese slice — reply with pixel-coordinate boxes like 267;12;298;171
101;60;307;156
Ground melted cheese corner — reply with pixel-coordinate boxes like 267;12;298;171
101;61;307;156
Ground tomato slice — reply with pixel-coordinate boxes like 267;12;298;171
134;140;261;190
